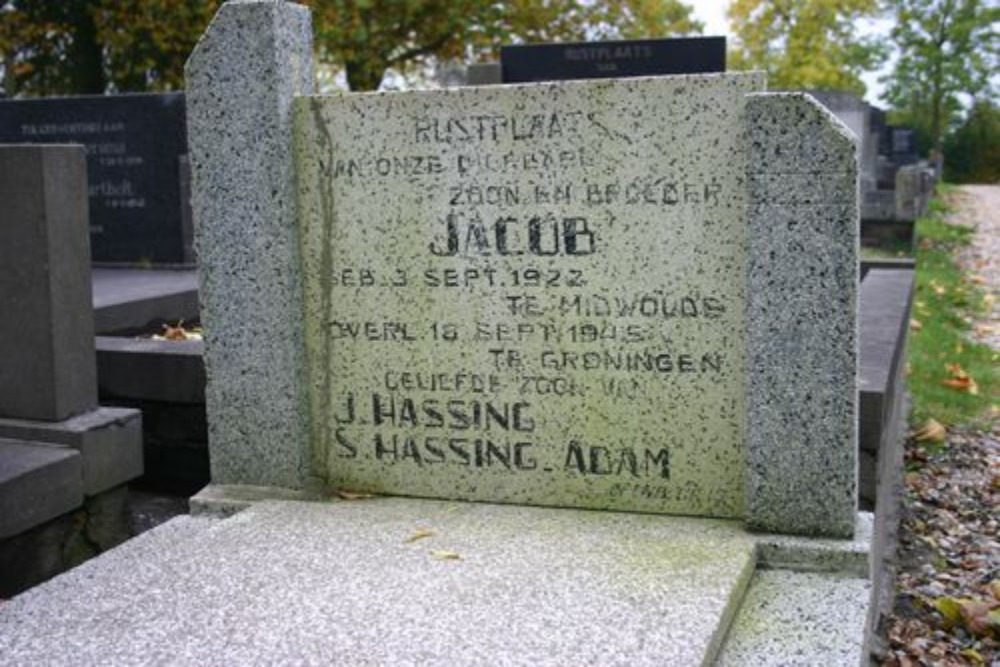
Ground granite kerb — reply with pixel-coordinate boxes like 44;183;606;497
190;486;873;576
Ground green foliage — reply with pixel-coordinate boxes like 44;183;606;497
884;0;999;150
0;0;221;96
907;191;997;426
0;0;105;95
726;0;884;94
306;0;703;91
2;0;702;95
93;0;222;92
943;101;1000;183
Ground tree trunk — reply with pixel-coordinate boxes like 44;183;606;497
67;1;106;94
345;59;386;92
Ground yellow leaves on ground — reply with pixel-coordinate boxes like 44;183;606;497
404;529;436;544
152;321;202;341
334;489;376;500
400;529;461;561
933;594;1000;639
910;318;923;332
973;322;997;338
942;363;979;395
912;419;947;443
930;279;948;296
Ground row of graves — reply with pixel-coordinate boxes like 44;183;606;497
0;2;919;663
0;95;201;591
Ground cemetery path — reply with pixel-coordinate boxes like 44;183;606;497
881;185;1000;667
954;185;1000;350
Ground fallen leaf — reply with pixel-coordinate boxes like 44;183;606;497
913;419;947;443
960;600;1000;637
990;580;1000;601
910;318;923;332
930;280;947;296
969;274;987;285
942;376;979;394
941;364;979;394
431;550;462;561
335;489;375;500
944;362;968;377
961;647;985;665
404;528;436;544
933;597;964;629
162;325;188;340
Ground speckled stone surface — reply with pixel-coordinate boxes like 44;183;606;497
0;499;759;666
184;1;315;489
743;93;859;538
715;570;870;666
296;73;765;517
754;511;873;577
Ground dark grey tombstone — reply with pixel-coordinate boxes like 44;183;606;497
0;93;190;264
858;268;915;509
880;125;920;168
0;145;98;420
501;37;725;83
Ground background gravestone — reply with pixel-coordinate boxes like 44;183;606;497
0;144;144;595
0;93;192;264
501;37;725;83
0;145;97;420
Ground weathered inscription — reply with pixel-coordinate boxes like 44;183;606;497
297;73;766;516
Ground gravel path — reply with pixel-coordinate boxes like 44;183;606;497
954;185;1000;350
881;185;1000;666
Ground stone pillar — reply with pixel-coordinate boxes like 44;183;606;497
894;165;921;222
744;94;859;538
0;145;97;421
185;0;315;490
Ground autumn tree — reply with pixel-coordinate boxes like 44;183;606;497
884;0;998;150
0;1;106;96
2;0;702;96
305;0;703;91
92;0;222;92
0;0;221;96
727;0;884;95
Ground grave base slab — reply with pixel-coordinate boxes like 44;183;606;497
0;407;143;495
0;497;871;666
0;440;82;539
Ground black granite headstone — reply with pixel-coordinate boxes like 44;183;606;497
0;93;190;264
501;37;725;84
878;124;919;168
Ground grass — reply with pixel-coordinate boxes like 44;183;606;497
860;240;914;260
906;186;998;427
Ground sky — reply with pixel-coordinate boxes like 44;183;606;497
689;0;891;106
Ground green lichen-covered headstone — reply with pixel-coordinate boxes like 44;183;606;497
296;73;765;517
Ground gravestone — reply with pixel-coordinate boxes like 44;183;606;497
0;145;143;512
806;90;878;191
0;93;192;264
501;37;725;83
189;7;858;538
0;146;97;421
